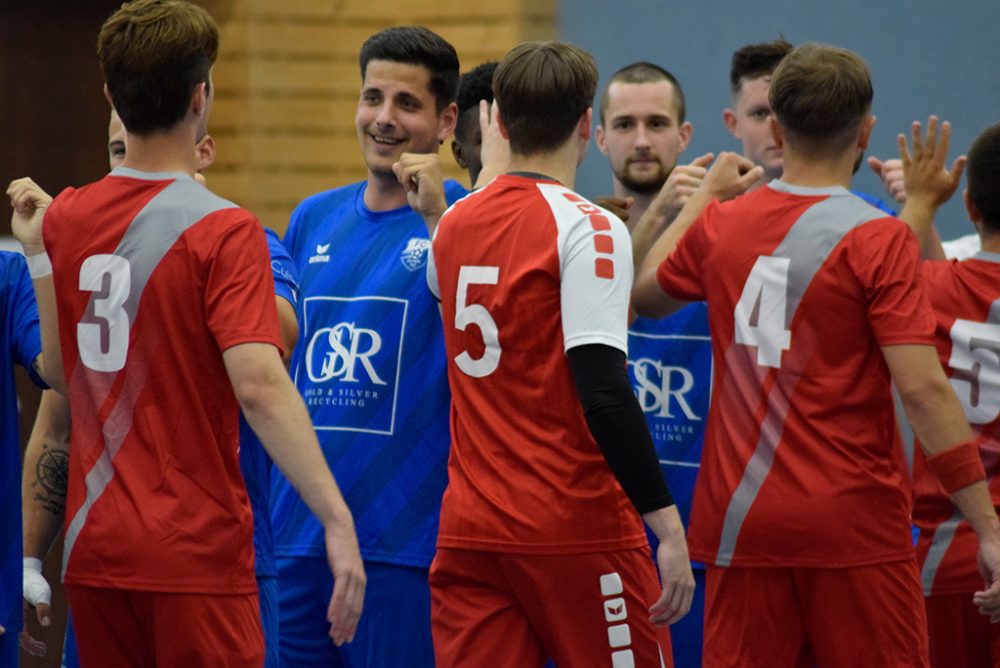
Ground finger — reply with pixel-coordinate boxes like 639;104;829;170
897;133;911;171
18;630;47;658
35;603;51;627
936;119;951;162
736;165;765;190
479;99;489;137
910;121;923;161
924;116;939;156
866;155;884;177
949;155;968;186
689;152;714;168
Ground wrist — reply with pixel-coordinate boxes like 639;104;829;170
23;557;43;573
24;252;52;278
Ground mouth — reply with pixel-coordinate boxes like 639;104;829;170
369;133;405;147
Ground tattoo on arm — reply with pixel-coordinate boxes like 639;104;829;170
32;441;69;516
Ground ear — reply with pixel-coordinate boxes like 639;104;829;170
103;83;114;107
451;139;468;169
578;108;593;143
769;116;784;149
723;108;739;137
191;81;208;117
858;114;876;150
595;123;608;156
437;102;458;143
195;134;216;172
678;121;693;153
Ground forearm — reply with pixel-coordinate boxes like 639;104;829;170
23;391;70;559
642;504;688;549
898;199;947;260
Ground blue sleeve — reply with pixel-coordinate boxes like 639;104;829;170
7;254;46;388
264;228;299;307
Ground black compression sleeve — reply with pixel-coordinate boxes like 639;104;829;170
567;343;674;514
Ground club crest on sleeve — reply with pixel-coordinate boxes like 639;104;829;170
400;238;431;271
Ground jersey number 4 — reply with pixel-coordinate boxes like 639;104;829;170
949;319;1000;424
734;255;792;368
454;265;500;378
78;254;131;372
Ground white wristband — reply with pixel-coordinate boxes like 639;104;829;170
23;556;51;607
24;252;52;279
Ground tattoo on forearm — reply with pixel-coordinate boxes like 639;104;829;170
32;441;69;516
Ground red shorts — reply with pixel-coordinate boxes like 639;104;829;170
925;591;1000;667
66;585;264;667
430;547;673;667
703;561;928;668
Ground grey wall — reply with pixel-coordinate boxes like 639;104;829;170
559;1;1000;240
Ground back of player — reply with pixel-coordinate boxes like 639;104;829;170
429;41;693;668
913;123;1000;667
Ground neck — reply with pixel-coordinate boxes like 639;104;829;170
507;144;579;190
363;169;409;211
613;180;655;228
981;229;1000;254
778;148;857;189
120;125;199;175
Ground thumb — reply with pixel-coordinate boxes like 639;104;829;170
949;155;968;184
35;603;51;627
867;155;884;177
737;165;765;190
690;152;714;168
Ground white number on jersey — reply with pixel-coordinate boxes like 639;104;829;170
949;319;1000;424
78;254;131;372
454;265;501;378
734;255;792;368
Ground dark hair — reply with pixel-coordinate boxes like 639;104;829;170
769;42;872;157
967;123;1000;232
599;62;685;125
455;61;497;142
359;26;459;113
729;39;793;94
98;0;219;135
493;41;598;155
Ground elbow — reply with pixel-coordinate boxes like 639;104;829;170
897;372;954;417
631;279;671;320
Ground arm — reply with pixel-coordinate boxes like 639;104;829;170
223;343;365;644
632;152;763;319
7;178;65;393
896;116;966;261
275;296;298;368
883;344;1000;615
566;344;693;625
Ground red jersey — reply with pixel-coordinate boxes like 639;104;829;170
658;181;936;568
914;253;1000;595
45;168;282;594
428;174;646;554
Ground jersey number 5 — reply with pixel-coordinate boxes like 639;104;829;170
949;319;1000;424
78;254;131;372
454;265;500;378
734;255;792;368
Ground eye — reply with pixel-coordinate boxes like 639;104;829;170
362;91;381;105
613;120;633;130
749;109;771;120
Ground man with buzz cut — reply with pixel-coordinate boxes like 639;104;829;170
269;25;467;667
594;61;715;668
8;0;364;665
428;40;694;668
633;42;1000;667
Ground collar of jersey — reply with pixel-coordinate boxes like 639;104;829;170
355;181;424;222
973;250;1000;265
111;166;197;182
768;180;851;197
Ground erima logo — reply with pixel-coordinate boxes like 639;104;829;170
399;238;431;271
309;243;331;264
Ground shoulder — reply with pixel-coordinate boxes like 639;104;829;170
444;179;470;204
294;181;363;218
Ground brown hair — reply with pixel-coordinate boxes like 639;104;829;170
493;41;598;155
729;39;793;95
359;26;460;114
98;0;219;135
968;123;1000;233
768;43;872;157
599;62;685;126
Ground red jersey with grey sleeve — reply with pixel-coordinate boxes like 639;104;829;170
657;181;936;568
913;253;1000;595
428;174;647;554
44;168;282;593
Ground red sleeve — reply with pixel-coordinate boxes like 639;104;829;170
204;213;283;355
850;218;936;347
656;200;717;301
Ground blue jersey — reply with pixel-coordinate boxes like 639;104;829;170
627;303;711;533
1;251;45;633
238;228;299;577
270;180;468;567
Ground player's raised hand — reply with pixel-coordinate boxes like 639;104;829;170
393;152;448;223
898;116;966;210
475;100;510;188
649;153;714;224
645;506;695;626
867;156;906;204
324;520;366;645
593;196;633;223
7;177;52;255
700;152;764;202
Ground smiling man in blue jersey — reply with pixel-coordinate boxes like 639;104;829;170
269;25;466;667
594;62;712;668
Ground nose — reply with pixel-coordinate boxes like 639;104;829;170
374;101;396;128
634;123;651;149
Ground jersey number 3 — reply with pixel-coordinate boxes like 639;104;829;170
78;254;131;372
734;255;792;368
454;265;500;378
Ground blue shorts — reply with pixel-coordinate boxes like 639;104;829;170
671;568;705;668
277;556;434;668
258;574;279;668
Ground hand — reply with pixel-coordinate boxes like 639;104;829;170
7;177;53;255
897;116;966;211
645;507;695;626
475;100;510;188
593;196;633;223
392;152;447;220
649;153;714;224
699;152;764;203
974;536;1000;622
20;557;50;656
324;519;366;645
867;156;906;204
